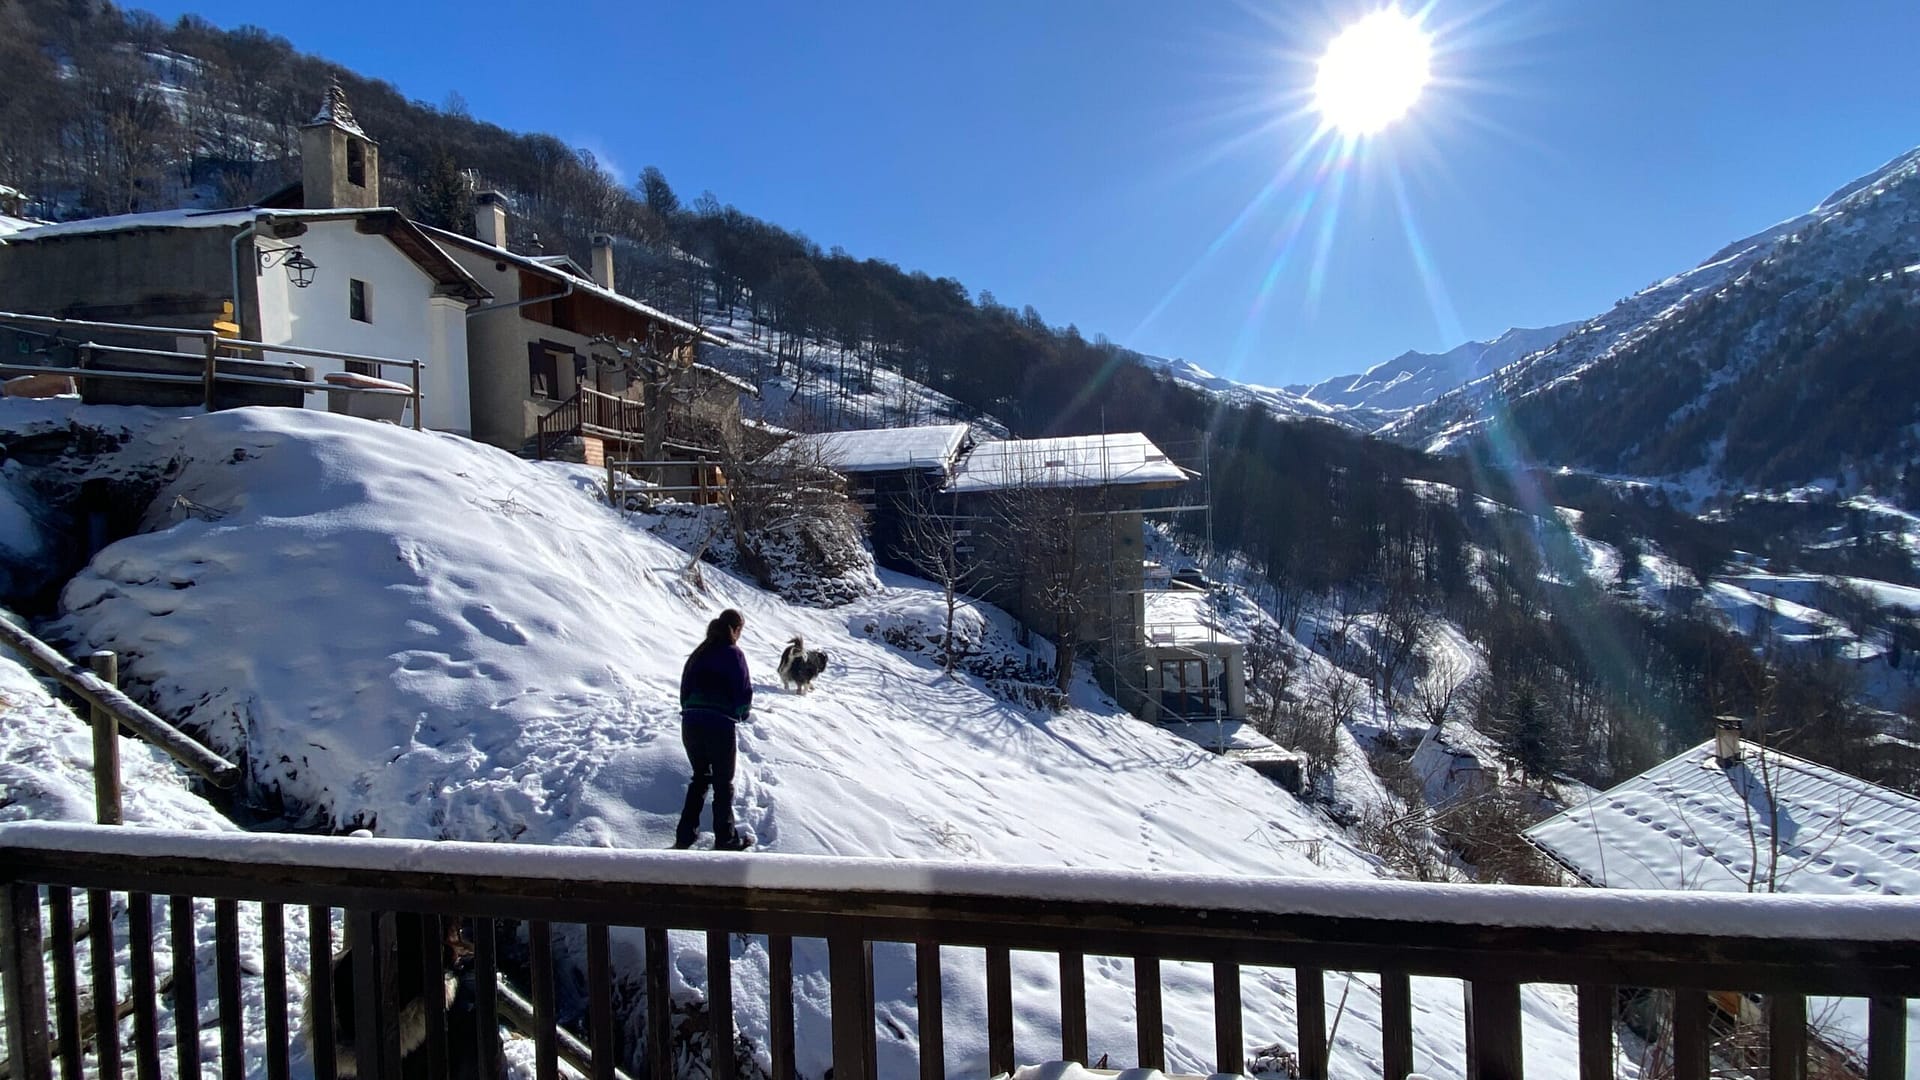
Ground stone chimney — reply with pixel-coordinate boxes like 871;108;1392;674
1715;717;1743;765
590;233;615;290
299;79;379;209
475;191;509;250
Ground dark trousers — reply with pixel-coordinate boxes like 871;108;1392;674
676;719;737;847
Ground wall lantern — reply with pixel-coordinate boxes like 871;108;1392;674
259;243;318;288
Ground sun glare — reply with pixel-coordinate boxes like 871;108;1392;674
1314;8;1432;136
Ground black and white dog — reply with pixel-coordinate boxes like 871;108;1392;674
778;635;830;694
305;913;486;1079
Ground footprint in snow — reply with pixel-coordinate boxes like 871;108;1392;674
462;603;529;646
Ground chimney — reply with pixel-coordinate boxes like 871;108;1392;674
1715;717;1743;764
590;232;615;291
475;191;509;251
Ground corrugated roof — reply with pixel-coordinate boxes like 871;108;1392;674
947;432;1189;492
1526;740;1920;896
784;424;971;474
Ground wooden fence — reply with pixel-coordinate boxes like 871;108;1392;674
4;823;1917;1080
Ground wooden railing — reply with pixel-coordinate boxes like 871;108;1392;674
534;387;646;459
3;823;1918;1080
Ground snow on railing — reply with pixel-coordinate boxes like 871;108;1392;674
3;821;1918;1080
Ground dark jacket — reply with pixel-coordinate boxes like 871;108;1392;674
681;641;753;727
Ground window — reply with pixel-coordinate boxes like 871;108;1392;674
345;360;377;377
1158;658;1215;720
346;140;366;188
528;343;561;401
349;279;371;323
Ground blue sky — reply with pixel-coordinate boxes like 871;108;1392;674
140;0;1920;386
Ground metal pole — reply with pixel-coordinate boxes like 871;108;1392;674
202;336;219;412
411;361;422;431
89;651;122;826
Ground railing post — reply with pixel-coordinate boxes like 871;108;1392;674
410;360;422;431
828;933;874;1080
202;335;219;412
1465;979;1522;1080
89;651;121;826
2;882;52;1080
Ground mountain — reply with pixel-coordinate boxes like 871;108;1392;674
1291;323;1582;416
1384;145;1920;501
1131;352;1359;425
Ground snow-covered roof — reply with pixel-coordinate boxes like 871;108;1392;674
690;362;758;397
1526;740;1920;896
785;424;971;474
306;80;367;138
2;207;489;301
947;432;1189;493
423;224;720;342
4;206;281;241
1143;589;1240;648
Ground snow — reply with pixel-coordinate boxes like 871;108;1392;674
2;206;339;242
13;817;1920;942
1144;589;1237;646
948;433;1189;493
1526;739;1920;1065
32;403;1599;1079
784;424;971;474
0;214;38;239
1527;740;1920;896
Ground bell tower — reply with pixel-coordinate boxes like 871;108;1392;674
299;80;379;209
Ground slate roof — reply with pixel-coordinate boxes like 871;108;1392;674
947;432;1190;493
1525;740;1920;896
784;424;972;474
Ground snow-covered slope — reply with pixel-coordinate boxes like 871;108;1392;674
1387;145;1920;474
1132;353;1358;426
1293;323;1580;417
41;404;1591;1079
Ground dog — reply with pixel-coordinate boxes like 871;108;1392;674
304;912;487;1079
778;635;830;694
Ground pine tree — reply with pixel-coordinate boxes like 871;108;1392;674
409;148;472;233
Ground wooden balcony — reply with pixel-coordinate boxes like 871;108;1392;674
3;822;1917;1080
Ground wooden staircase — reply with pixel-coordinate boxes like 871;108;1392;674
532;386;646;461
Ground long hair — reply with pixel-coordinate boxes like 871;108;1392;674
695;609;745;657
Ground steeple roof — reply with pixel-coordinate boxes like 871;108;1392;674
307;78;367;138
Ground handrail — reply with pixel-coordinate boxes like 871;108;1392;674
0;621;238;788
0;311;424;429
2;823;1915;1080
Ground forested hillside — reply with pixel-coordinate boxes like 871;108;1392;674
4;0;1919;804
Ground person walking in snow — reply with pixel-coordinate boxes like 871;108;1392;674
675;608;754;850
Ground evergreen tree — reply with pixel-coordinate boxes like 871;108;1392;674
409;148;472;233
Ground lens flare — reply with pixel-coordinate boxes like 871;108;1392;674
1314;8;1432;135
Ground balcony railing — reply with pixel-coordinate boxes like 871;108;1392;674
3;822;1918;1080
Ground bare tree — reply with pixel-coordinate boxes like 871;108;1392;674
896;479;979;675
983;474;1108;694
1415;646;1470;730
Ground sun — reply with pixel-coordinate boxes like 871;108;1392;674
1313;8;1433;136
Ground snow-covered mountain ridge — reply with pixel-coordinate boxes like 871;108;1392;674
1384;144;1920;496
1131;353;1360;425
1291;323;1581;416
